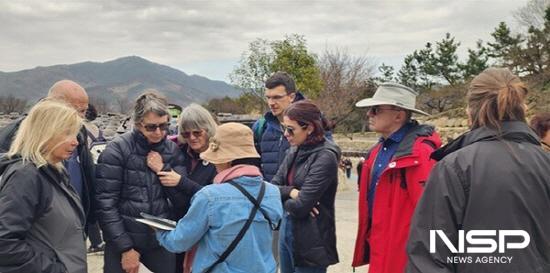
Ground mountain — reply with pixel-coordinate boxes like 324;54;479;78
0;56;241;107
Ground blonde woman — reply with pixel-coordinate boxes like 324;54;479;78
0;99;86;273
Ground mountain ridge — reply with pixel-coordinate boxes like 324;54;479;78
0;56;240;107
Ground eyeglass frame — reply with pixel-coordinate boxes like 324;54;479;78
181;130;204;139
264;94;290;102
283;124;308;136
368;105;404;116
141;122;170;132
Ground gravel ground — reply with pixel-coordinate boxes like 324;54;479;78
87;175;368;273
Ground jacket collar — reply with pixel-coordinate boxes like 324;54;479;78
132;128;167;151
393;120;440;158
40;164;86;224
431;121;541;161
380;122;414;144
290;139;342;162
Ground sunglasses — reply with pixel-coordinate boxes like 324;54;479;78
142;122;170;132
283;125;307;136
181;130;204;139
368;105;402;115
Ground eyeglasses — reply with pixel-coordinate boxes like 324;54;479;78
181;130;204;139
283;125;307;136
368;106;402;115
265;94;288;101
141;122;170;132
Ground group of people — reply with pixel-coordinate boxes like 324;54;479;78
0;67;548;273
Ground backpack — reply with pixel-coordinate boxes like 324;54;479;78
253;117;268;152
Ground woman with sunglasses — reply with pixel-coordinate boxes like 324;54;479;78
271;100;341;273
96;91;185;273
146;103;218;273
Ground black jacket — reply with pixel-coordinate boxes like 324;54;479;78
406;121;550;273
168;144;216;220
272;139;341;267
95;129;186;253
0;118;96;225
0;156;86;273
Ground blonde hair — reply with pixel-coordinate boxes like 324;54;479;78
468;67;528;130
7;99;83;170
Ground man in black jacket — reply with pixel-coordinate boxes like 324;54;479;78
0;80;96;232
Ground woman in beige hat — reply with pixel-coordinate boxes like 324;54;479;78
271;100;341;273
156;122;283;273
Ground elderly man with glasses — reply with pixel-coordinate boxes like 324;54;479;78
351;83;441;273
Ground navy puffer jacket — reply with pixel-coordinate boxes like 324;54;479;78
95;129;185;253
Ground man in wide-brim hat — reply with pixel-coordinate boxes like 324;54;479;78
351;83;442;273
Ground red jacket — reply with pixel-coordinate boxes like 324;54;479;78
352;124;441;273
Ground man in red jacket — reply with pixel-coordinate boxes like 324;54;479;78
352;83;441;273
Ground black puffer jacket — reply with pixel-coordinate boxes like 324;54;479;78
95;129;185;253
406;121;550;273
272;139;341;267
168;144;216;220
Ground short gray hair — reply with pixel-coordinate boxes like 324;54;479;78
133;90;170;125
179;103;217;139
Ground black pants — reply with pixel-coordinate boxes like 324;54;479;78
175;252;184;273
104;243;175;273
87;222;103;247
345;168;351;178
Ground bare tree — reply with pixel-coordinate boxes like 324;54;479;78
418;84;467;113
89;95;111;113
513;0;550;29
0;95;28;113
316;48;376;133
114;94;132;114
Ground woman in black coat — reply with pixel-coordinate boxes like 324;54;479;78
146;103;217;273
96;91;185;273
272;100;341;273
406;68;550;273
0;100;87;273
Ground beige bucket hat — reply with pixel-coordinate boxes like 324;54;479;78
355;82;429;116
200;122;260;164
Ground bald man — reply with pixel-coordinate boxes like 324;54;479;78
0;80;97;239
48;79;90;117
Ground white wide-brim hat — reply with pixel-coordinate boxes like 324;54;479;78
355;82;430;116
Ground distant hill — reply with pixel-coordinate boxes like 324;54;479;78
0;56;241;108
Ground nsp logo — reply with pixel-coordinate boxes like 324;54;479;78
430;230;530;254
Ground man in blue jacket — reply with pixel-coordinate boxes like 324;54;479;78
253;71;305;182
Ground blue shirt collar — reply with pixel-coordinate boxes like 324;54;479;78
379;122;414;144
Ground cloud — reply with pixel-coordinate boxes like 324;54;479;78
0;0;529;80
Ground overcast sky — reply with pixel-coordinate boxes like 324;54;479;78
0;0;528;82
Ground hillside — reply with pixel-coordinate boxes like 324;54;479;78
0;56;241;107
